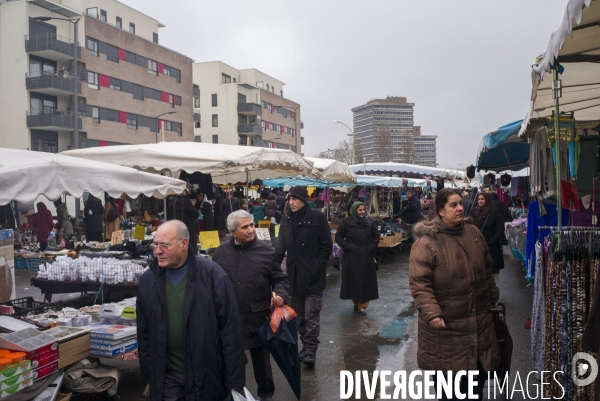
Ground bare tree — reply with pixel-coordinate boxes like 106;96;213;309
316;139;354;164
376;122;393;162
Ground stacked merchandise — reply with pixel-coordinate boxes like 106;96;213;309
0;351;33;398
0;328;59;383
89;324;137;357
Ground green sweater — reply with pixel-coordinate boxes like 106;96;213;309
165;273;188;372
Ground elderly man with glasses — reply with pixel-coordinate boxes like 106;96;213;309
137;220;246;401
212;210;289;401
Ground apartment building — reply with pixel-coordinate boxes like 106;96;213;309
352;96;415;163
413;126;437;167
192;61;302;154
0;0;193;152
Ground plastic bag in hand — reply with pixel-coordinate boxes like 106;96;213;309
231;387;257;401
269;291;297;334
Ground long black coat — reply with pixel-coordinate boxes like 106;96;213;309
275;206;332;296
212;238;290;349
196;201;216;231
403;195;424;224
471;209;505;274
222;197;240;217
136;246;246;401
336;217;380;302
174;197;199;236
84;198;104;233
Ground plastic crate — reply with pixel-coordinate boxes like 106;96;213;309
1;297;63;317
14;256;54;270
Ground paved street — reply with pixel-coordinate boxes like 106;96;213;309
15;246;532;400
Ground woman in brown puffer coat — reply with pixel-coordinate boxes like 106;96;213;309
409;188;500;401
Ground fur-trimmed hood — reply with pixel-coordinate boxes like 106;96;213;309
413;217;473;238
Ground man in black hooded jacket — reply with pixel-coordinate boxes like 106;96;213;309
274;186;332;368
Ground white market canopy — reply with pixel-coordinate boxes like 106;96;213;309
519;0;600;138
304;157;357;183
62;142;316;183
0;148;187;205
349;162;464;179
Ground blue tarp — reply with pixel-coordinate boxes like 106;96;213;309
263;175;428;188
477;120;529;171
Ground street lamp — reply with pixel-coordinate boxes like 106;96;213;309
155;111;176;143
33;16;80;149
398;151;414;164
334;120;354;164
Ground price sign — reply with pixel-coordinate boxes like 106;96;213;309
110;230;123;245
256;228;271;241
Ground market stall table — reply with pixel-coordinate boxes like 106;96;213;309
30;278;139;303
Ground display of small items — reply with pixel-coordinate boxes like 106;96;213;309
36;255;148;284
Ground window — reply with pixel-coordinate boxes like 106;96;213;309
266;84;269;91
222;74;231;84
116;16;122;29
239;135;247;146
194;136;201;142
211;94;217;107
212;135;218;144
109;79;121;90
129;23;135;34
194;97;200;108
168;94;174;108
233;78;237;83
148;60;157;75
86;38;98;56
86;7;98;18
271;86;275;93
163;66;171;76
195;121;200;129
163;121;172;131
100;9;106;22
127;116;137;130
281;90;283;97
92;107;100;123
153;33;158;44
212;114;218;127
87;72;99;89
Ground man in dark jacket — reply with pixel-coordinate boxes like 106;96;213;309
212;210;290;401
274;186;332;367
137;220;246;401
84;195;104;242
223;192;240;220
173;195;200;254
394;190;424;225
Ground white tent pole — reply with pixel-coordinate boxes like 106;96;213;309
553;64;562;249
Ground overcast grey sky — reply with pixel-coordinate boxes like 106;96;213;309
121;0;566;169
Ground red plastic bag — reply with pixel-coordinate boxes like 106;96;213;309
269;292;297;334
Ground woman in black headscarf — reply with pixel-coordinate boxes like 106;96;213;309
471;192;505;281
335;201;380;315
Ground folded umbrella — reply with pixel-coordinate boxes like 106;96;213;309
258;293;301;399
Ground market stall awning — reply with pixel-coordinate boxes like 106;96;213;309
477;120;530;171
62;142;316;183
0;148;187;205
304;157;357;183
263;175;427;188
519;0;600;138
349;162;464;179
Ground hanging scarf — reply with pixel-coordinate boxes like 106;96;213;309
349;201;365;222
475;192;493;222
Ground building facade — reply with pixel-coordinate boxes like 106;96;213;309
192;61;302;153
413;126;437;167
352;97;415;164
0;0;193;152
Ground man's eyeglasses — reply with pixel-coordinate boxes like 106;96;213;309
149;238;184;251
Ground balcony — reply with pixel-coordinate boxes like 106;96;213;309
26;72;81;96
25;33;80;62
26;110;81;132
237;124;262;136
237;102;262;116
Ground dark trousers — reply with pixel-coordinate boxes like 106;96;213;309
162;369;186;401
86;232;103;242
292;291;323;356
437;359;487;401
250;345;275;398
